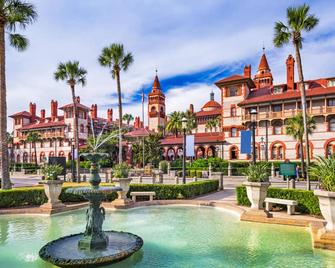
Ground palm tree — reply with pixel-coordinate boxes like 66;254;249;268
184;109;197;134
7;132;13;164
206;119;218;133
274;3;319;190
166;111;183;137
98;44;134;164
0;1;37;189
286;113;316;180
54;61;87;182
122;113;134;127
26;131;40;167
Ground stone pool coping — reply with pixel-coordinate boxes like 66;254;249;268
0;199;334;251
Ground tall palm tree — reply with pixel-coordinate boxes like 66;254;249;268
98;44;134;164
26;131;40;167
122;113;134;127
286;113;316;179
54;61;87;182
274;3;319;190
166;111;183;137
0;1;37;189
6;132;13;164
184;109;197;134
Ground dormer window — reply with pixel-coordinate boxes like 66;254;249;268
227;86;239;97
328;79;335;87
273;87;282;94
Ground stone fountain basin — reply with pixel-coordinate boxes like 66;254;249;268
39;230;143;267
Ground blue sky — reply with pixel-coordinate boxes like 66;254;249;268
7;0;335;124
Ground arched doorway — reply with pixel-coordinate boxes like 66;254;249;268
40;152;46;163
167;148;175;161
176;148;183;159
207;146;216;158
23;152;28;163
270;141;285;160
196;147;205;158
229;146;239;160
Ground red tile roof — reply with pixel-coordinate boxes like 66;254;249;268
215;74;245;84
202;100;221;109
196;109;221;117
59;103;90;110
215;74;255;88
239;86;335;106
9;111;32;118
161;132;225;146
124;128;154;138
258;53;270;71
19;121;66;130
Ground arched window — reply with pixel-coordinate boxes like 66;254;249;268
273;121;282;135
296;143;313;159
58;151;65;157
167;148;175;161
329;118;335;131
23;152;28;163
59;139;64;147
49;151;54;157
270;142;284;160
177;148;183;158
230;146;238;160
40;152;45;163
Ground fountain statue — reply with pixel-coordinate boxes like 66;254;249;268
39;125;143;267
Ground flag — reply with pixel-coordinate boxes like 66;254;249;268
240;130;251;154
142;89;145;103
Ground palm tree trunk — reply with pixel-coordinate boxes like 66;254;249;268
71;85;80;182
299;138;305;179
34;142;37;167
0;24;10;189
116;70;123;164
294;41;311;190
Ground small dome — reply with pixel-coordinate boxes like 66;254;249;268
202;100;221;111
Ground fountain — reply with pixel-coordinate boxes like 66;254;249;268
39;126;143;267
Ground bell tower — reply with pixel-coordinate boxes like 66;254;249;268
148;71;166;132
253;48;273;88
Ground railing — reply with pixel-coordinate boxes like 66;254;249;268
19;132;64;140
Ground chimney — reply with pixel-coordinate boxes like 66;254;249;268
189;104;194;114
29;102;36;122
51;100;58;121
244;65;251;78
107;108;113;123
40;109;45;122
134;116;141;129
76;96;80;103
286;55;295;90
91;104;97;119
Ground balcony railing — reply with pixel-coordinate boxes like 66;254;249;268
242;106;335;121
19;131;64;140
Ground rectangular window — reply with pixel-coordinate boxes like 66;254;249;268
272;105;282;112
327;80;335;87
327;99;335;107
231;128;237;137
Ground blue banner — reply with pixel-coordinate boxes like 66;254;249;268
240;130;251;154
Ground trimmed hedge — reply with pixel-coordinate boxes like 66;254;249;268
236;185;321;216
0;185;117;209
129;180;219;200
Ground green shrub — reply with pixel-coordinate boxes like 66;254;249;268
177;171;183;177
0;186;117;208
113;162;130;178
196;170;202;178
159;160;168;174
190;170;196;177
310;155;335;191
236;186;321;215
128;180;218;200
244;162;270;182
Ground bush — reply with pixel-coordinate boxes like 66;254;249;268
196;170;202;178
128;180;219;200
159;160;168;174
0;185;117;208
177;171;183;177
113;162;130;178
244;162;270;182
310;155;335;191
236;185;321;215
190;170;196;178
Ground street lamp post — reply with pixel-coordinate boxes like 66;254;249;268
182;117;188;184
250;108;258;165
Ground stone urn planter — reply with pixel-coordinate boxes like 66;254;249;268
113;178;132;201
111;163;133;207
40;180;65;210
243;181;270;209
314;190;335;231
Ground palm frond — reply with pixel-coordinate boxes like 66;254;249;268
9;33;28;51
273;21;290;48
6;0;37;32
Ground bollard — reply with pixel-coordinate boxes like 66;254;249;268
174;176;179;185
105;172;109;183
271;163;275;178
289;179;296;189
208;163;212;178
167;162;171;176
218;173;224;191
227;162;232;177
82;174;87;182
159;171;163;184
139;175;143;183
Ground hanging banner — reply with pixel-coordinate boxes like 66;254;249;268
240;130;251;154
186;135;195;157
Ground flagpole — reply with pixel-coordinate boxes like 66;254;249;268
142;89;145;169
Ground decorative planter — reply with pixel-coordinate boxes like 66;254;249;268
314;190;335;231
243;181;271;209
40;180;65;210
112;178;133;207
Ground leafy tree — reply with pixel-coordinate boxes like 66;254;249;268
184;109;197;134
286;113;316;179
54;61;87;182
122;113;134;127
132;134;163;167
98;43;134;164
206;118;219;133
274;3;319;189
0;0;37;189
26;131;40;166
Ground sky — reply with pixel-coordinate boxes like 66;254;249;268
7;0;335;125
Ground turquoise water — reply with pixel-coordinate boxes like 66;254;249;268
0;206;334;268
